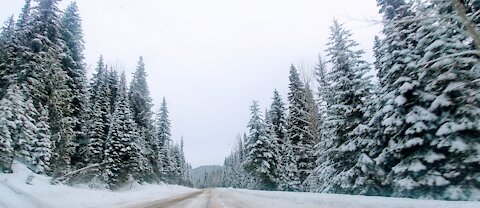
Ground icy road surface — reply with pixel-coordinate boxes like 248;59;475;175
125;188;480;208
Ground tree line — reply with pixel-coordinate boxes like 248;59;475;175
222;0;480;201
0;0;192;189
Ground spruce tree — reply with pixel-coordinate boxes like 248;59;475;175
32;104;52;174
0;86;16;172
285;65;315;188
104;71;142;188
0;85;37;170
108;69;119;112
16;0;32;30
156;97;172;181
369;0;420;197
278;140;302;191
381;0;480;200
267;90;287;189
87;70;111;165
0;16;15;78
60;1;88;169
8;0;75;177
313;19;374;194
129;56;156;181
90;56;106;100
243;101;278;190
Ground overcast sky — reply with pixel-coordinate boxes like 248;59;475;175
1;0;381;168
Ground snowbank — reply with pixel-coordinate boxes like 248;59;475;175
221;188;480;208
0;162;196;208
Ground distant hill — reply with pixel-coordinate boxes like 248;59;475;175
191;165;224;188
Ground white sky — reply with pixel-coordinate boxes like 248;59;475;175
1;0;381;168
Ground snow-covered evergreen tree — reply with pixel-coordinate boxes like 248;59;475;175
278;140;302;191
378;0;480;200
60;1;88;169
373;35;382;73
267;90;287;189
155;97;172;181
108;69;119;112
90;56;106;100
362;0;421;197
243;101;278;190
312;19;374;194
0;86;17;173
0;16;15;85
428;0;480;200
268;90;287;144
285;65;315;189
223;134;250;188
104;71;143;188
0;85;37;170
16;0;32;30
32;104;51;174
8;0;74;177
87;64;111;165
129;56;156;181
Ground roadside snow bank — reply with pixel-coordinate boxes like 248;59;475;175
221;188;480;208
0;162;196;208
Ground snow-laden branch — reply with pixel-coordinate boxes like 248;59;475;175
53;162;105;183
291;124;316;139
420;50;480;68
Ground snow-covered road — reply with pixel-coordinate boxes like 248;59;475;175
125;188;480;208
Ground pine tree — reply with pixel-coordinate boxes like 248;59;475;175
90;56;106;100
364;0;421;197
0;16;15;79
0;114;13;172
32;104;52;174
302;84;319;184
0;86;16;173
313;55;329;116
87;70;111;165
268;90;287;143
285;65;315;189
129;57;153;128
373;36;382;73
60;1;88;169
16;0;32;30
129;56;156;181
267;90;287;189
0;17;17;97
380;0;480;200
0;0;33;97
104;71;142;188
7;0;75;177
223;134;250;188
312;19;374;194
171;143;183;183
278;140;302;191
243;101;278;190
108;69;119;112
0;85;37;170
156;97;172;181
162;142;176;183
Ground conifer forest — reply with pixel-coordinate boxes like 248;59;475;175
1;0;480;203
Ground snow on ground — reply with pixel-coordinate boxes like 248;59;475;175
1;162;479;208
217;188;480;208
0;162;196;208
